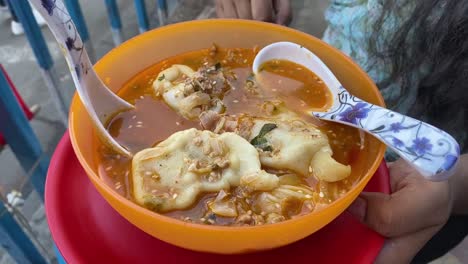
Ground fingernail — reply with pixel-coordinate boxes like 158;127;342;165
348;196;367;222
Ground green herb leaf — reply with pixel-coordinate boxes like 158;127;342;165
250;123;277;151
158;74;165;81
250;136;267;146
257;123;277;138
215;62;222;70
262;146;273;152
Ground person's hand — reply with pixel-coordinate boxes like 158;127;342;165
215;0;292;25
348;159;453;264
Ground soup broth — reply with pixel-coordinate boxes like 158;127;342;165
96;46;365;226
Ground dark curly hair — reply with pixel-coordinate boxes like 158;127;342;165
369;0;468;151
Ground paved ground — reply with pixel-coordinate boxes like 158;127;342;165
0;1;181;262
0;0;466;263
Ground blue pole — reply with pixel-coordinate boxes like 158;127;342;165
8;0;68;125
63;0;89;41
157;0;167;26
0;68;49;264
0;68;49;199
104;0;124;46
134;0;149;33
63;0;96;63
0;204;48;264
8;0;52;70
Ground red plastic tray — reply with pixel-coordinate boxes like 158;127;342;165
46;132;390;263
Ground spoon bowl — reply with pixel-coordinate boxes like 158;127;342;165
253;41;460;181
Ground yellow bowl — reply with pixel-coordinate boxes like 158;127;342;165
69;19;386;254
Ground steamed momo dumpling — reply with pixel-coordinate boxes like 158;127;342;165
248;118;351;182
152;65;201;119
309;150;352;182
132;128;278;212
248;119;351;182
254;184;315;222
152;64;229;120
200;112;351;182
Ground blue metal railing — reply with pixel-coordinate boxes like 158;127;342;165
134;0;149;33
104;0;124;45
0;66;49;264
63;0;96;62
1;0;170;262
0;205;48;264
8;0;68;126
157;0;168;26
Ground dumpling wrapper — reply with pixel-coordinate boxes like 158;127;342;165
152;65;202;119
249;119;351;182
255;185;314;218
200;112;351;182
152;64;226;120
132;128;278;212
309;150;352;182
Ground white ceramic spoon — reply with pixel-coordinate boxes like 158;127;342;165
29;0;133;156
253;42;459;181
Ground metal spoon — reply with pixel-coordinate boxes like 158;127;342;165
29;0;133;156
253;41;459;181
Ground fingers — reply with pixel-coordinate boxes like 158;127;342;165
349;160;453;263
216;0;288;25
273;0;292;25
251;0;274;22
375;225;442;264
358;186;450;237
234;0;253;19
387;159;411;192
216;0;239;18
388;158;434;198
347;196;367;222
215;0;224;18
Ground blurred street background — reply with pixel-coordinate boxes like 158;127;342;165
0;0;465;263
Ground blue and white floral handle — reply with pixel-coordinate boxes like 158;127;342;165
253;42;460;181
29;0;133;156
315;87;459;181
